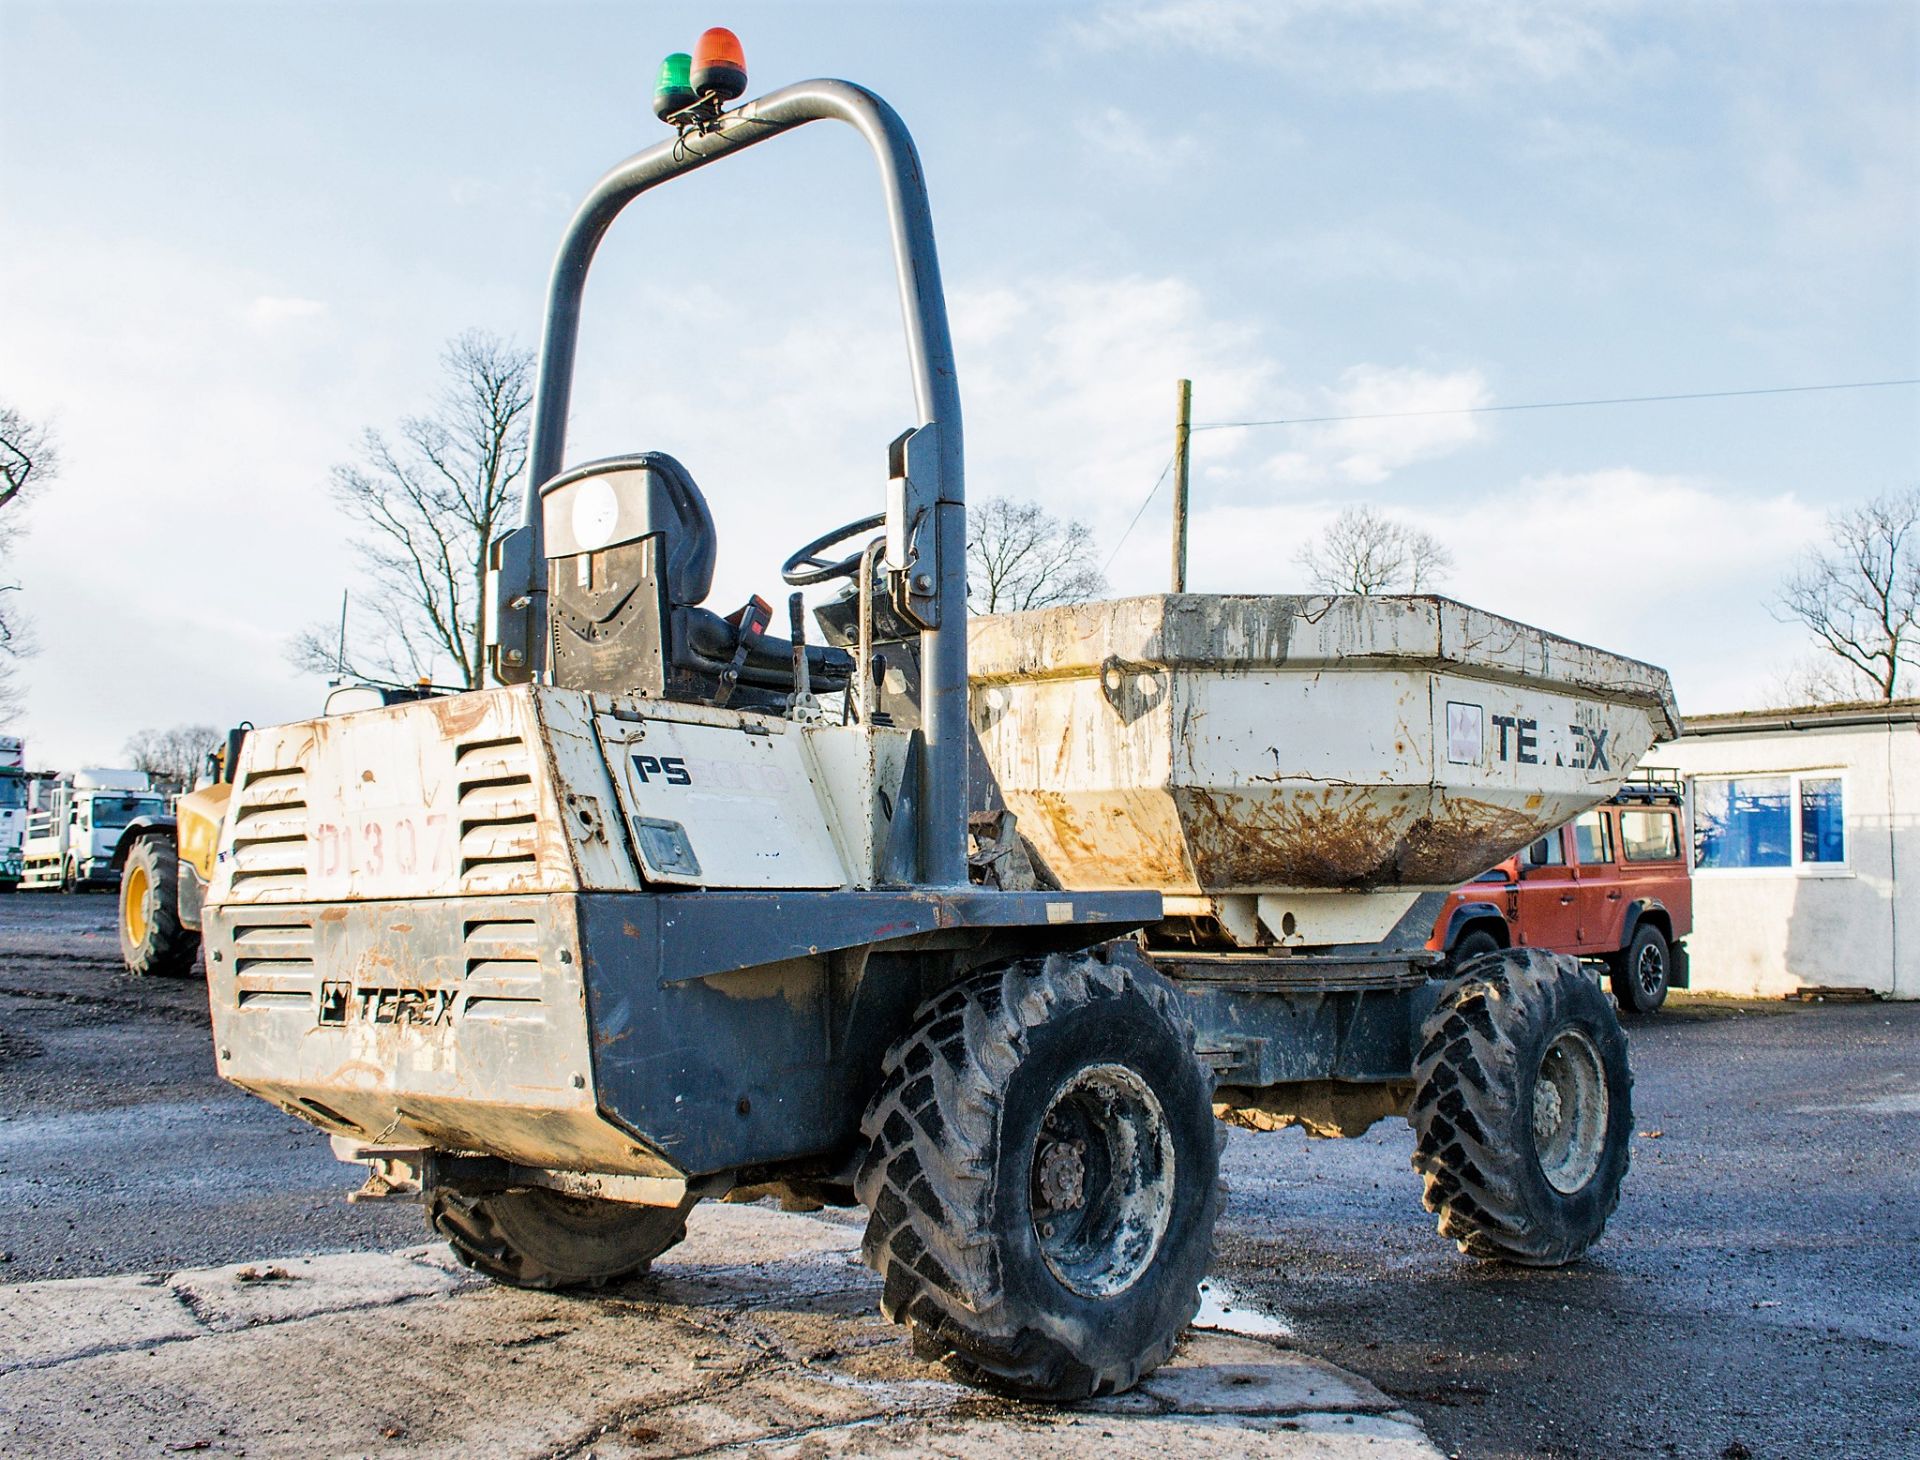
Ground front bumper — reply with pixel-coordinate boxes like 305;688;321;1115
207;885;1159;1181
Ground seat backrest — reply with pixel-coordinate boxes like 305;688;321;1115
540;452;716;607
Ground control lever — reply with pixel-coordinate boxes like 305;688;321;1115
787;592;821;721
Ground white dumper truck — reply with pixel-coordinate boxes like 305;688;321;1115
199;47;1679;1402
21;768;167;891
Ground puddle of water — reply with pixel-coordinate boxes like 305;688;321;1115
1192;1278;1294;1339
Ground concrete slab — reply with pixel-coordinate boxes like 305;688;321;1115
0;1202;1441;1459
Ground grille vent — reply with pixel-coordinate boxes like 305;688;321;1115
227;764;309;897
231;915;317;1011
455;735;540;891
460;916;546;1024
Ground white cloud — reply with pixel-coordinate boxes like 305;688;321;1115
246;294;327;328
1305;363;1492;485
1070;0;1637;95
1183;467;1824;715
1074;107;1206;181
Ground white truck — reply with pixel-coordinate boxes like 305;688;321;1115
21;768;168;892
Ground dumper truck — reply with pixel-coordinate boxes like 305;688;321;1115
204;40;1666;1400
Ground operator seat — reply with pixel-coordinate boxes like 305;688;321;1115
541;452;852;708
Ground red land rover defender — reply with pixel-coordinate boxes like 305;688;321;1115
1429;774;1693;1013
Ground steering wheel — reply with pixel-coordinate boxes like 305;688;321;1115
781;512;886;586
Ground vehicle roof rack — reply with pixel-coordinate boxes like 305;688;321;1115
1612;767;1683;805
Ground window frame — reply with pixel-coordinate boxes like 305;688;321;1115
1571;809;1614;868
1689;769;1850;877
1619;807;1682;864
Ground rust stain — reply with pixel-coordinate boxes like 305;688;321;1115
1398;796;1545;885
1174;785;1548;891
425;689;504;740
1014;788;1193;891
1178;785;1408;890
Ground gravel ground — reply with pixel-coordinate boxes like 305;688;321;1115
3;891;1914;1458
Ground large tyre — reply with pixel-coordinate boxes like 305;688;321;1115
1609;923;1671;1015
1448;926;1502;975
856;944;1222;1401
427;1185;694;1289
1410;948;1632;1266
119;837;201;978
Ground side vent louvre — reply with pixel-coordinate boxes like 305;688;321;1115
232;916;317;1011
461;915;546;1024
228;764;310;897
455;735;540;890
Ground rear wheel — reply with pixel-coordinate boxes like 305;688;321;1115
119;837;201;978
1410;948;1632;1266
1609;923;1671;1014
856;944;1222;1400
426;1185;694;1289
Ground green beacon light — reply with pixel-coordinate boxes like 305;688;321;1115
653;51;695;120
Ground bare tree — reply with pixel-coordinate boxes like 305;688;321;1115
967;497;1107;614
288;331;533;687
1773;489;1920;701
0;404;55;517
1295;504;1453;596
0;402;56;722
126;724;221;795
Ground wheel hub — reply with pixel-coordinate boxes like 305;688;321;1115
123;864;150;944
1533;1028;1609;1195
1035;1136;1087;1212
1029;1063;1176;1299
1638;945;1664;997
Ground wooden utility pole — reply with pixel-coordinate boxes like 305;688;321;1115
1170;378;1193;592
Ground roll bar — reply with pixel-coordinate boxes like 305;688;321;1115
487;79;967;889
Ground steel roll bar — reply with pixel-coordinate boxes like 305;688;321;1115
495;80;968;890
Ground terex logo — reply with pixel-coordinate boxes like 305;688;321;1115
632;754;692;786
318;982;456;1028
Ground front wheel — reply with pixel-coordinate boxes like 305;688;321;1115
1410;948;1632;1266
427;1184;694;1289
120;836;201;978
856;944;1222;1400
1610;924;1671;1014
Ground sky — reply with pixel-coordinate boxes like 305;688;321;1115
1;0;1916;768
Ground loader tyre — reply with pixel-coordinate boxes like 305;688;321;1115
1410;948;1631;1267
426;1185;693;1290
1609;923;1671;1015
856;943;1222;1401
118;836;200;978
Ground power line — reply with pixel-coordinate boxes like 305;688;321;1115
1192;376;1920;433
1102;374;1918;571
1104;451;1175;572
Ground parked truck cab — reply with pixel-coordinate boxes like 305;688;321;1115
1430;774;1693;1012
22;769;166;892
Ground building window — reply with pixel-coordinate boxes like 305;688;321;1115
1693;772;1846;873
1800;777;1845;864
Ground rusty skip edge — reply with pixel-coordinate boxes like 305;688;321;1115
967;594;1681;739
